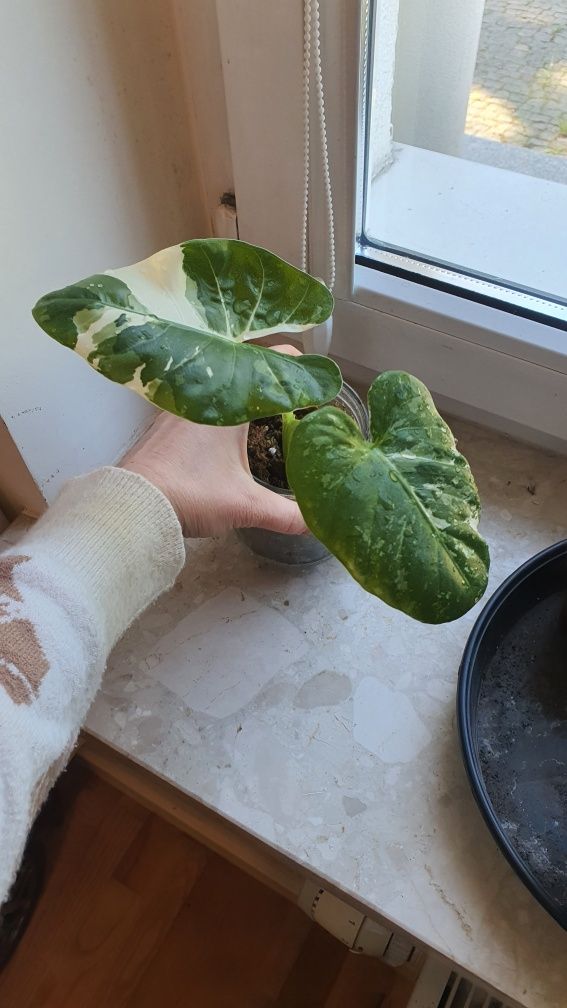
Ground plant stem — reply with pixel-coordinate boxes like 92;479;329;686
281;411;300;482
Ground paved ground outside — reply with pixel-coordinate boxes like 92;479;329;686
465;0;567;156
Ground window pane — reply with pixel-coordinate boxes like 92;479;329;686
360;0;567;325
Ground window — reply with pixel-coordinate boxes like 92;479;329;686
359;0;567;328
215;0;567;449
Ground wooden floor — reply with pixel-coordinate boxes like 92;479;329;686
0;764;413;1007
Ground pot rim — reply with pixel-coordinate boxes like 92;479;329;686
457;538;567;931
250;381;369;499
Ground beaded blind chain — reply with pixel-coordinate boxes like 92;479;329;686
301;0;336;291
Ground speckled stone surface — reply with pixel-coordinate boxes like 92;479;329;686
84;419;567;1008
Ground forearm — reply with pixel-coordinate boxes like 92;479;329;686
0;467;185;902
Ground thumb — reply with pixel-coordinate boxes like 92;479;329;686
245;484;308;535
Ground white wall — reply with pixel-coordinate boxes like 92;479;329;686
0;0;209;504
216;0;305;268
172;0;233;231
369;0;400;178
391;0;485;156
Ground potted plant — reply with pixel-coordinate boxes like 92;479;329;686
241;381;369;566
32;238;489;624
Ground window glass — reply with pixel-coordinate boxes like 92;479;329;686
360;0;567;325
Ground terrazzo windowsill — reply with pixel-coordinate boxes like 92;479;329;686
84;418;567;1008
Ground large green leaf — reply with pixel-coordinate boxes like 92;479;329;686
287;372;489;623
32;239;341;425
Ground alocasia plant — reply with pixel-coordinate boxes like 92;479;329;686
286;371;489;623
33;237;489;623
32;239;341;425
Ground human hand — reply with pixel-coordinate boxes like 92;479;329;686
120;344;307;538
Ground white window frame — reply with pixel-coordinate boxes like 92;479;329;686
214;0;567;452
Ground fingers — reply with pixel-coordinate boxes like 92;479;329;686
270;343;302;357
244;344;303;532
243;484;308;535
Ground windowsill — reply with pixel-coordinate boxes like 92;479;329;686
3;421;567;1007
72;415;567;1008
365;143;567;308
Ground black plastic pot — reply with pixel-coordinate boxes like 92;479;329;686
458;540;567;930
237;382;369;566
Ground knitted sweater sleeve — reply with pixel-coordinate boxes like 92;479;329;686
0;467;185;903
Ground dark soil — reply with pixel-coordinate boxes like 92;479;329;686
247;398;355;490
248;415;287;487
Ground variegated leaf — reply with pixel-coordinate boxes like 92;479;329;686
286;371;490;623
32;239;341;425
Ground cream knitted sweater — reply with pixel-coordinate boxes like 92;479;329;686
0;467;185;904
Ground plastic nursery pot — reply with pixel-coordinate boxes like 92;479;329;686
237;382;369;566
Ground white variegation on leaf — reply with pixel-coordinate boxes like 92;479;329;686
286;371;490;623
32;239;341;426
